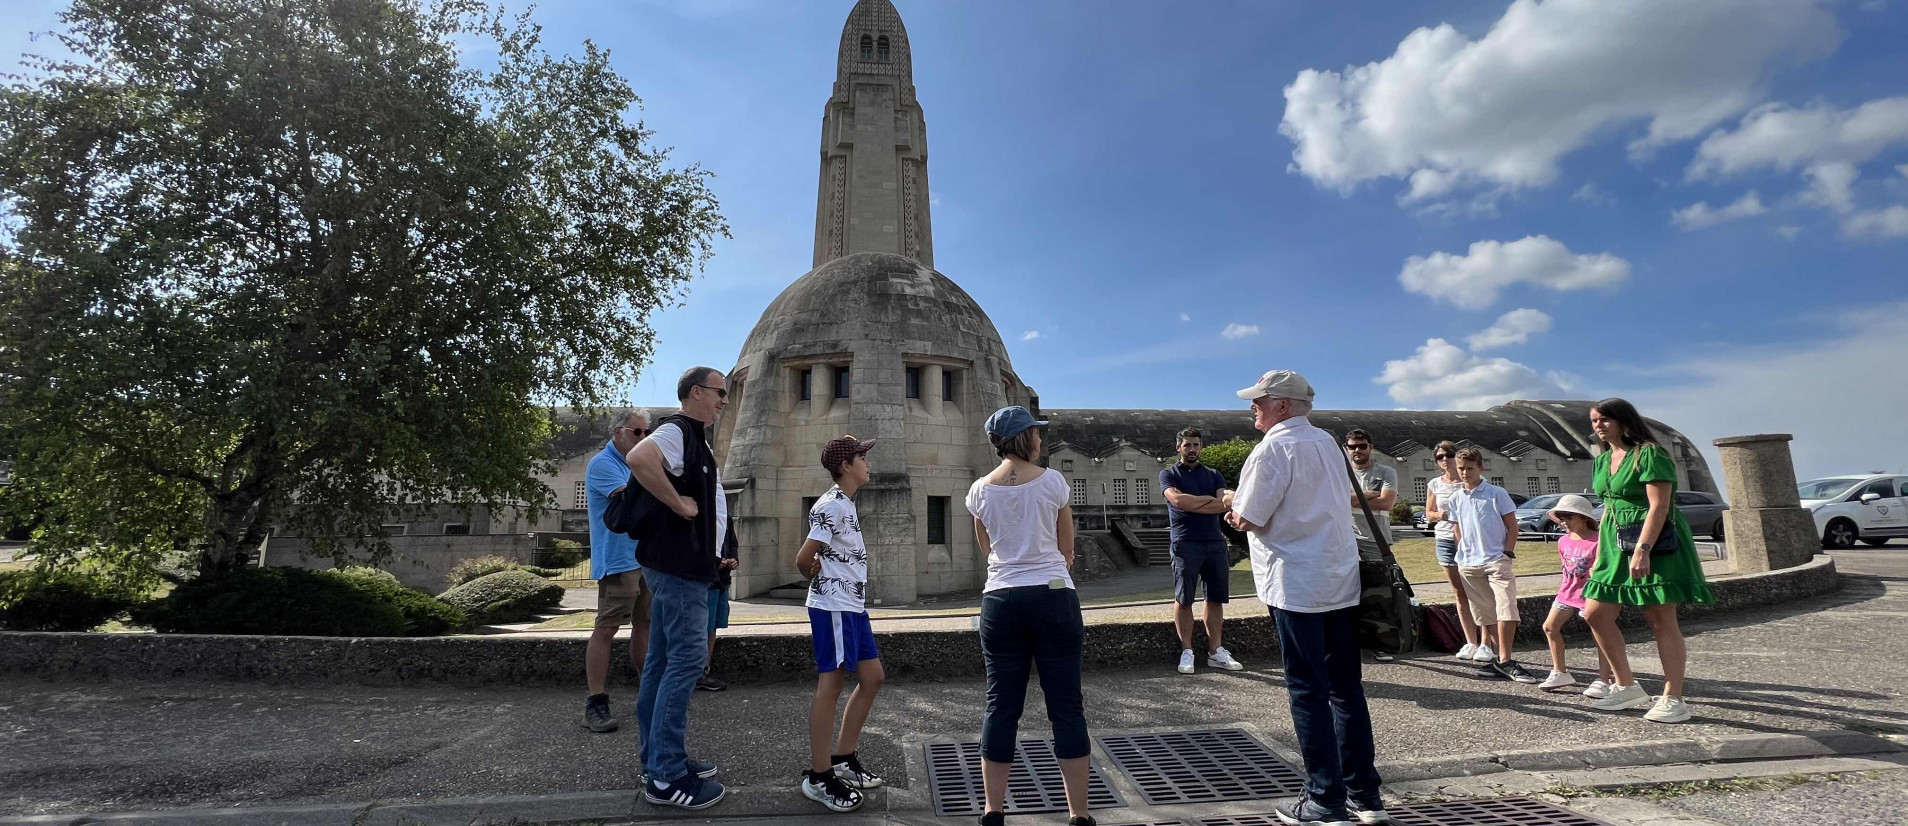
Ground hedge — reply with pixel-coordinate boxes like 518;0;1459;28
443;555;521;589
437;569;564;626
0;568;137;631
132;566;465;636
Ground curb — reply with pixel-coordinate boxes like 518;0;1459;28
0;556;1838;688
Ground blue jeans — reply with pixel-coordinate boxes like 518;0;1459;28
1271;605;1382;810
637;567;710;783
979;585;1088;764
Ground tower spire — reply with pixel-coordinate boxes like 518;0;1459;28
813;0;933;267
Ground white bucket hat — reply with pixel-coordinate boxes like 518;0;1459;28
1549;494;1598;521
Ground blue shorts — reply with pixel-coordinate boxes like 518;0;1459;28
1435;537;1458;567
809;608;879;673
1170;540;1231;605
707;587;730;635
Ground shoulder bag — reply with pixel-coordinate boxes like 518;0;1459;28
1340;450;1419;655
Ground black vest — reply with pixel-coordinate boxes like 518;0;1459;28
635;414;720;583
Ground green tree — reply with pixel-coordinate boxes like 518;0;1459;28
0;0;727;580
1196;437;1256;490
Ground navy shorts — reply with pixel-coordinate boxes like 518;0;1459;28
706;587;730;635
1435;537;1459;567
809;608;879;672
1170;540;1230;605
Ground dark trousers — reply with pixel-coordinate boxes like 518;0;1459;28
979;585;1088;764
1271;604;1382;809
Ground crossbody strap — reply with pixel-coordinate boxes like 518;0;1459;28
1340;448;1400;567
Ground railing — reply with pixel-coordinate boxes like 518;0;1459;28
1515;527;1727;561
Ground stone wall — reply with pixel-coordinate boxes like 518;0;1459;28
260;533;539;593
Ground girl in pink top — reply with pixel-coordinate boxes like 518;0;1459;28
1539;495;1614;695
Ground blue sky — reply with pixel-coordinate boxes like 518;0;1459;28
5;0;1905;484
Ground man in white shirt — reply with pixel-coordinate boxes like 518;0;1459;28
1226;370;1386;826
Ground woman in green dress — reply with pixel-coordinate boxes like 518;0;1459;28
1580;398;1715;724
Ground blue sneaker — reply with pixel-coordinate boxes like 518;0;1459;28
1276;794;1354;826
643;773;726;810
686;758;719;779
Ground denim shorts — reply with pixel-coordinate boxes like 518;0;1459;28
1170;540;1231;605
1434;537;1458;567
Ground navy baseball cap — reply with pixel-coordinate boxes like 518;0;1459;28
984;406;1048;441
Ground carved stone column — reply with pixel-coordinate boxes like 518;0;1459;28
1714;434;1818;572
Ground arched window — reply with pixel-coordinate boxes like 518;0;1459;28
877;36;890;62
860;34;873;60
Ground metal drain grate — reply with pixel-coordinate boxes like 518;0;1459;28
1096;729;1307;805
1389;797;1612;825
924;739;1125;817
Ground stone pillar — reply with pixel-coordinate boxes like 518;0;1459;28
1714;434;1818;572
922;364;943;417
858;473;918;604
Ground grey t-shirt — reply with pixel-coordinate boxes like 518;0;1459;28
1350;462;1397;544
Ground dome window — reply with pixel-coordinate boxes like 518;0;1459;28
860;34;874;60
877;36;890;62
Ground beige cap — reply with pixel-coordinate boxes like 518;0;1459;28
1549;494;1598;520
1236;369;1316;402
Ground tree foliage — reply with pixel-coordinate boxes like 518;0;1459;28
1196;437;1256;490
0;0;727;578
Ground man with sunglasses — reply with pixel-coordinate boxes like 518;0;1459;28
583;409;652;734
1344;429;1399;665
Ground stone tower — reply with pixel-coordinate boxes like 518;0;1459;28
716;1;1036;604
812;0;934;268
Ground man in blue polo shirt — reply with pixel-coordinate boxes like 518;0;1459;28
582;409;651;733
1159;427;1245;674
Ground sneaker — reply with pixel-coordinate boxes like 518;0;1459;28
1538;670;1578;691
1209;647;1246;671
1347;798;1393;824
695;671;728;692
1472;662;1508;680
1496;660;1540;684
1276;793;1355;826
1644;695;1692;723
582;693;618;733
1582;679;1611;700
1471;644;1496;662
644;774;726;810
686;758;719;779
1370;649;1396;663
1068;817;1099;826
801;770;863;812
1592;683;1654;711
832;752;884;789
1455;642;1477;660
1177;649;1196;674
979;811;1006;826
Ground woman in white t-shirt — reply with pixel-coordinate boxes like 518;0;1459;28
1424;439;1487;661
963;406;1092;826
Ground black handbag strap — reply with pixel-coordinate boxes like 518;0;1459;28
1339;447;1400;567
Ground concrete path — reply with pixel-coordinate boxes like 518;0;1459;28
1;548;1901;824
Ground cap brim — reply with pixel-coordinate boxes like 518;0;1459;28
1032;419;1049;427
853;438;878;453
1236;386;1268;400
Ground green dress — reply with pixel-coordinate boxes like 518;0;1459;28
1582;443;1715;606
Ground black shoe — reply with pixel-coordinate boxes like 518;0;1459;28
1348;797;1393;824
1069;817;1099;826
979;812;1005;826
1498;660;1540;684
801;769;864;812
1473;662;1510;680
1371;650;1396;663
643;773;726;810
582;693;618;733
831;751;884;789
696;671;728;692
686;758;719;779
1276;794;1354;826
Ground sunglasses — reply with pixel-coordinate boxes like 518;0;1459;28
695;384;729;399
1346;443;1371;450
616;425;649;436
1434;453;1453;460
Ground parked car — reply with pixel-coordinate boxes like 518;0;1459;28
1508;490;1727;541
1800;475;1908;549
1415;491;1532;536
1514;493;1603;540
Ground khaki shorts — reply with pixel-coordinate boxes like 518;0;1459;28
1457;557;1520;625
595;569;652;629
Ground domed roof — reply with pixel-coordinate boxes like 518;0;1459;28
739;252;1010;363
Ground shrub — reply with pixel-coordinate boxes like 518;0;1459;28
1390;501;1416;526
325;566;402;588
539;539;586;569
518;565;565;578
0;568;136;631
133;566;461;636
438;569;564;626
1196;438;1256;489
444;555;520;589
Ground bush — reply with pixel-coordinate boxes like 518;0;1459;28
518;565;565;578
538;539;586;569
1196;438;1256;489
0;568;136;631
326;566;402;588
1390;501;1416;526
133;566;463;636
444;555;520;589
438;569;564;626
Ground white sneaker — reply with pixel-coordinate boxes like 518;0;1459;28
1581;679;1611;700
1177;649;1195;674
1644;695;1692;723
1538;670;1577;691
1455;643;1477;660
1471;644;1495;662
1209;647;1245;671
1592;683;1653;711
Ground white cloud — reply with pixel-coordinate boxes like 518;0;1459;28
1376;338;1571;410
1777;225;1803;240
1466;308;1553;351
1843;205;1908;238
1398;235;1629;310
1688;98;1908;180
1179;312;1192;322
1571;183;1614;206
1020;330;1041;341
1626;301;1908;490
1279;0;1837;203
1220;323;1260;340
1670;190;1767;230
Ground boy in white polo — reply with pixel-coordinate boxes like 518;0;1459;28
794;436;887;812
1448;448;1538;684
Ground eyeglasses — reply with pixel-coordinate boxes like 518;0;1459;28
1346;444;1371;450
694;384;728;399
1434;453;1453;460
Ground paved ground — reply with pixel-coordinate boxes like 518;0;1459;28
1;548;1902;821
1659;770;1908;824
